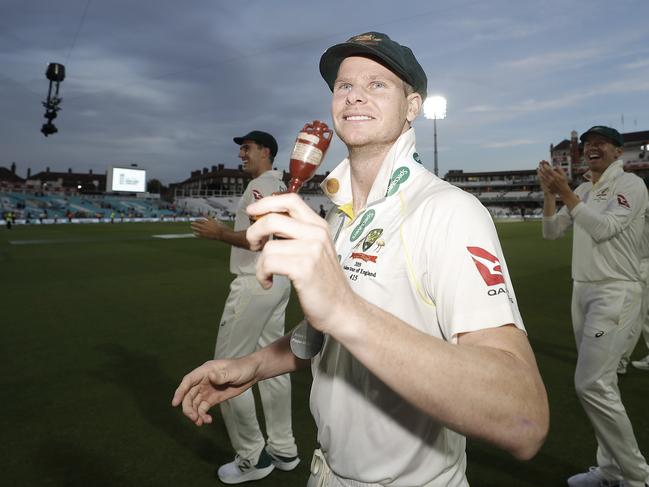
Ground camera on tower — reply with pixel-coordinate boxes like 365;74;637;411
41;62;66;137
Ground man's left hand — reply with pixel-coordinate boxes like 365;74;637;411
191;217;226;240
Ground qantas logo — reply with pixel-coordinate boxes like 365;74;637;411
616;194;630;209
252;189;264;200
467;246;505;286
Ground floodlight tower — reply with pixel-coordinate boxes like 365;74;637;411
423;95;447;176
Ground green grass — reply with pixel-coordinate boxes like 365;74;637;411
0;221;647;486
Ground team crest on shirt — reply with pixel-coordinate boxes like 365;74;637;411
252;189;264;200
467;246;505;286
356;228;383;251
350;228;384;263
617;194;630;209
593;188;608;201
345;227;385;280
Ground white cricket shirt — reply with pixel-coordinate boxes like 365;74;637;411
230;170;286;276
311;129;525;486
542;160;648;282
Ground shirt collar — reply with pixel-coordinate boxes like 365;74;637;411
320;129;419;217
594;159;623;187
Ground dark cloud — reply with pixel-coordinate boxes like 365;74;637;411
2;0;648;182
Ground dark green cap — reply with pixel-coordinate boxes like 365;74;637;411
319;32;427;100
580;126;624;147
233;130;278;158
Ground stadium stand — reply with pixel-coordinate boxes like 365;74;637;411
176;194;334;220
0;191;191;224
3;128;646;225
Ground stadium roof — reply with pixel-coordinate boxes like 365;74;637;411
0;166;25;182
445;168;536;178
622;130;649;144
29;170;106;183
552;140;571;151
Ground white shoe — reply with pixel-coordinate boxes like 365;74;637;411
631;354;649;371
265;447;300;471
217;452;275;485
567;467;625;486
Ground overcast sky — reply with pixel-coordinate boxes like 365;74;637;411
1;0;648;184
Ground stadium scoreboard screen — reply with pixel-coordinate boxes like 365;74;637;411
107;167;146;193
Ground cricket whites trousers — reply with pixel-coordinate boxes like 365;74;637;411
572;280;649;487
623;258;649;361
214;274;298;463
306;449;469;487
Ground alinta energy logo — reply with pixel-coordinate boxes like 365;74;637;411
467;246;505;286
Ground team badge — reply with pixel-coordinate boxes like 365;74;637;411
617;194;630;209
349;33;381;45
362;228;383;251
467;246;505;286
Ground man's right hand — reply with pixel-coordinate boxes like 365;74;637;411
536;160;554;194
245;193;354;338
171;357;259;426
191;217;226;240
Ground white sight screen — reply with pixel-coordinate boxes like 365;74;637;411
108;167;146;192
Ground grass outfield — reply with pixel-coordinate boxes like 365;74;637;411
0;221;647;487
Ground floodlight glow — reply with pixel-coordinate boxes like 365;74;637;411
423;96;447;120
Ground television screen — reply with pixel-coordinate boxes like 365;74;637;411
107;167;146;193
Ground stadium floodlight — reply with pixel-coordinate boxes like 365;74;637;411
423;95;447;176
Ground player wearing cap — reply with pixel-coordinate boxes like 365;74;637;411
191;131;299;484
175;33;549;486
538;126;649;487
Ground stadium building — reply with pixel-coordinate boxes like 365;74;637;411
0;164;180;223
444;129;649;219
2;129;647;224
171;164;330;219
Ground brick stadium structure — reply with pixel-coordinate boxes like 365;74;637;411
444;129;649;219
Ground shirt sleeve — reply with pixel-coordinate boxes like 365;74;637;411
570;176;648;243
417;193;524;342
542;203;572;240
